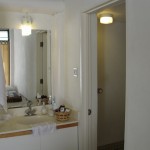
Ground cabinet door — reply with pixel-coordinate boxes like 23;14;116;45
41;127;78;150
0;134;41;150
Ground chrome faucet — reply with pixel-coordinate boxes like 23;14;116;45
25;100;36;116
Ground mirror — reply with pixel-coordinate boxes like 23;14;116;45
1;29;51;108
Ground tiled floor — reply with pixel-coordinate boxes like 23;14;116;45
97;141;124;150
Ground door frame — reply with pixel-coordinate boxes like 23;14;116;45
80;0;125;149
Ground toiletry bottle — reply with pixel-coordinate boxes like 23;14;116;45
41;102;47;115
48;95;53;110
52;97;57;110
48;96;54;116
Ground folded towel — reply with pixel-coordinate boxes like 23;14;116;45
32;123;56;136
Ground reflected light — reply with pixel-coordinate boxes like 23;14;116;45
21;15;32;36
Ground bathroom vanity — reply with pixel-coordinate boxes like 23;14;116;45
0;106;78;150
0;126;78;150
0;17;78;150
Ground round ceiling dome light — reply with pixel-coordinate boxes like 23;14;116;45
100;14;113;24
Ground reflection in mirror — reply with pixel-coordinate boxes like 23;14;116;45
0;29;51;109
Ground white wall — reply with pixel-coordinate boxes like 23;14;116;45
51;12;65;106
64;0;83;110
63;0;117;109
71;0;150;149
124;0;150;149
0;12;53;30
97;21;126;146
13;29;37;100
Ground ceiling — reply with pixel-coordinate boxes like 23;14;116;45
97;2;126;22
0;0;125;18
0;0;65;15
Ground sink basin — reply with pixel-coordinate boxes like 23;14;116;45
0;114;12;123
16;115;50;125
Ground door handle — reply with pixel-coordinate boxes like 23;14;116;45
97;88;103;94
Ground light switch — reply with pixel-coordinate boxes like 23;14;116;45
73;68;78;78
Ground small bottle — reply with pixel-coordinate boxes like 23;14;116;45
48;96;52;109
48;108;54;117
48;96;54;116
52;97;57;110
41;102;47;115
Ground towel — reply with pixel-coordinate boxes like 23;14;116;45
0;49;7;112
32;122;56;136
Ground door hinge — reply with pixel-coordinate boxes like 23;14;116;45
88;109;92;115
40;79;43;84
40;42;43;47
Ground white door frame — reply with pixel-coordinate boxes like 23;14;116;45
80;0;124;150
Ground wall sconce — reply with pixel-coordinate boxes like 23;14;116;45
21;14;32;36
100;14;113;24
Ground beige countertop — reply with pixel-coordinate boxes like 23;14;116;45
0;109;78;138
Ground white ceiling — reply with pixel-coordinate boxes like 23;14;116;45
0;0;125;19
0;0;65;15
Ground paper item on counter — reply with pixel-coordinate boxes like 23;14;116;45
32;122;56;136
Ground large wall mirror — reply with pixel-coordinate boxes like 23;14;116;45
1;29;51;108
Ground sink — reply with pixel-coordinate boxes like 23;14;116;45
16;115;50;125
0;114;12;123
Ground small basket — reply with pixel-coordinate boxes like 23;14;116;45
55;111;71;121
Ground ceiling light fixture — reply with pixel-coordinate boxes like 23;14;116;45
100;14;113;24
21;14;32;36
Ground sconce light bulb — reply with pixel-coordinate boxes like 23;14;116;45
21;15;32;36
21;24;32;36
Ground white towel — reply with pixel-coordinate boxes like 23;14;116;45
32;123;56;136
0;49;7;112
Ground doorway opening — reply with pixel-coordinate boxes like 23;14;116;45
97;2;126;150
80;0;126;149
36;31;48;96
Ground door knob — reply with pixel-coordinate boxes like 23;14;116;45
97;88;103;94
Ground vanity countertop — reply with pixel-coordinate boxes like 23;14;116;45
0;107;78;138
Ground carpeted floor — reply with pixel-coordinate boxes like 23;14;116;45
97;141;124;150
